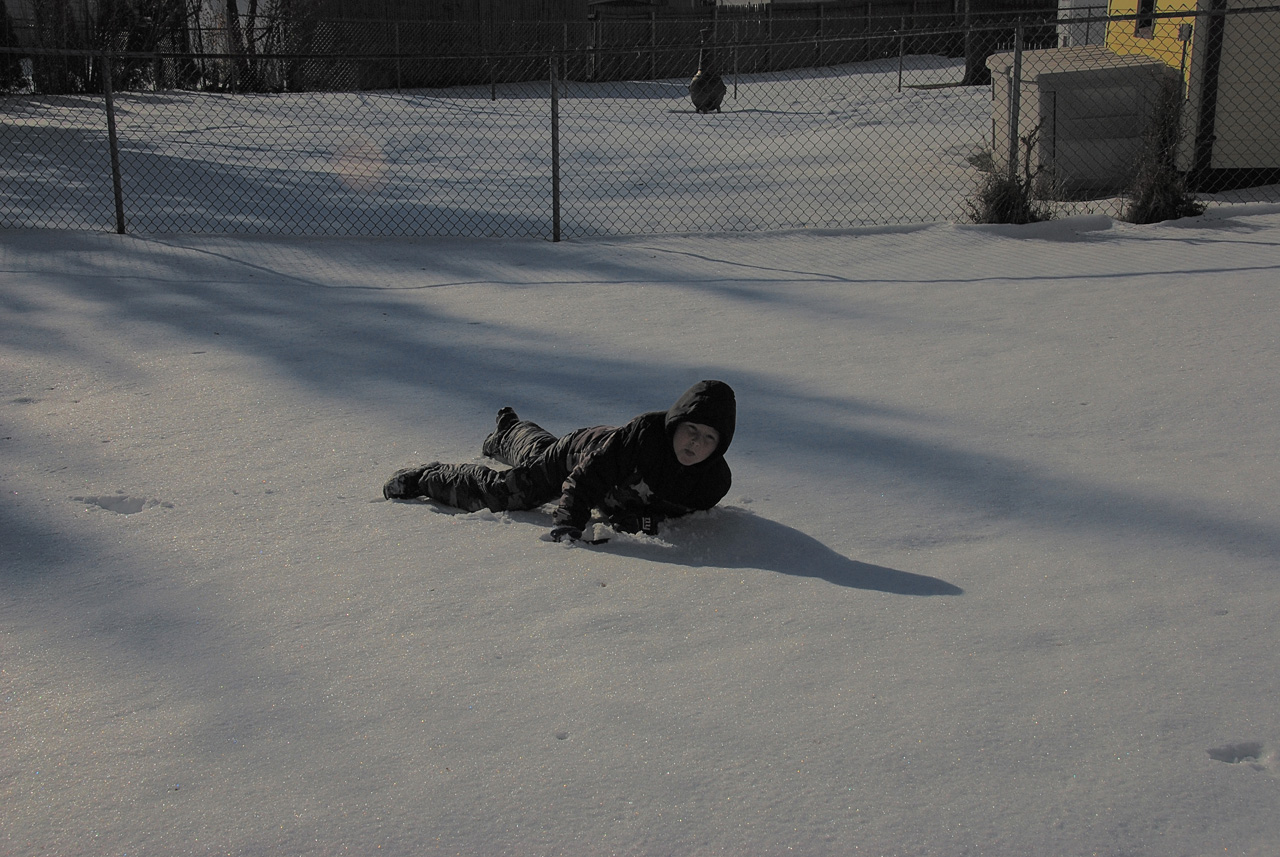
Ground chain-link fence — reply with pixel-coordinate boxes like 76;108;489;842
3;9;1278;239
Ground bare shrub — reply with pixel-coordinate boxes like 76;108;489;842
1123;77;1206;224
969;123;1053;225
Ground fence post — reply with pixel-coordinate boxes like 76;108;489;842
1191;1;1227;189
1178;22;1192;97
733;43;738;101
102;52;127;235
650;9;657;80
815;3;823;67
766;4;773;71
1008;23;1023;182
550;53;561;243
488;18;496;101
897;18;905;93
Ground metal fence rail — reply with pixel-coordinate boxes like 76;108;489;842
3;10;1278;239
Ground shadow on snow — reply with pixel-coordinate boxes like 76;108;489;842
593;506;963;596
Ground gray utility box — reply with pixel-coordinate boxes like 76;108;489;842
986;45;1180;199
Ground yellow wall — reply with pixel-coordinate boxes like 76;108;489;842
1106;0;1199;71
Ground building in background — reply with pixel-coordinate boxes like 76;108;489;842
1106;0;1280;189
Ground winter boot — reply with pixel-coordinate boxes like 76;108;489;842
482;407;520;458
382;462;441;500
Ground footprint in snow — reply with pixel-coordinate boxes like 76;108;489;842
1207;741;1276;773
71;494;172;515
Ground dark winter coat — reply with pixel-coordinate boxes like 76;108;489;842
552;379;736;532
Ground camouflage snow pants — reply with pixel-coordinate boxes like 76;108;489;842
414;411;587;513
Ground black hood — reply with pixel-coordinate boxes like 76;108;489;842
665;380;736;457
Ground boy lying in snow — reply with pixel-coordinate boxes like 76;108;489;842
382;380;736;543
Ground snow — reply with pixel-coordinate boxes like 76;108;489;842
4;68;1280;857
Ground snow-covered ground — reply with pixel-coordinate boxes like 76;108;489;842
4;202;1280;855
5;49;1280;857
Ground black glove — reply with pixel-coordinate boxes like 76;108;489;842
611;514;659;535
548;525;582;543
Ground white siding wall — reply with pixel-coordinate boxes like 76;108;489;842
1211;8;1280;169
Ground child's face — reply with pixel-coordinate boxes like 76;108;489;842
673;421;720;466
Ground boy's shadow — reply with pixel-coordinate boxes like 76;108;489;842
602;506;963;596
